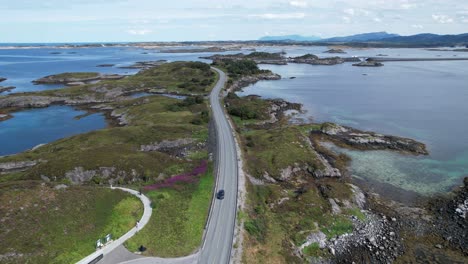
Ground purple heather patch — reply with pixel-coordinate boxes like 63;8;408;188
144;160;208;190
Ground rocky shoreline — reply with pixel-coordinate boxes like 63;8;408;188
0;86;15;94
118;60;167;69
202;52;362;66
228;64;467;262
316;122;428;155
160;46;230;53
353;59;384;67
32;72;127;86
227;72;282;93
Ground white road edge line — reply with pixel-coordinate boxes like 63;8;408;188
76;187;152;264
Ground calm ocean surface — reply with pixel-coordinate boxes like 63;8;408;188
0;106;106;156
1;45;467;194
238;47;468;194
0;45;226;155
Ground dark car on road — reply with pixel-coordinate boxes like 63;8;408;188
216;189;225;200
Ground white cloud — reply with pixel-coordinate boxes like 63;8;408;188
343;8;355;16
343;8;370;17
251;13;306;19
127;29;152;35
411;24;424;29
373;17;382;23
400;3;416;10
432;14;454;24
289;1;308;8
342;16;351;23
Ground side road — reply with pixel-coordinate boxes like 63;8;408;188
76;187;152;264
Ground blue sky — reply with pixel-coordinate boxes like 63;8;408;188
1;0;467;42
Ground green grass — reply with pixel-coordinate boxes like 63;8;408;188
320;216;354;239
10;62;216;102
0;62;216;262
0;185;142;264
346;207;367;222
0;96;208;184
125;164;214;257
303;242;321;257
45;72;100;79
243;127;324;180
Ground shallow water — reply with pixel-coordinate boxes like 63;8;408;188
238;52;468;195
0;106;106;156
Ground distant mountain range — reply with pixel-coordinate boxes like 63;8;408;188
322;32;399;42
259;35;321;42
258;32;468;46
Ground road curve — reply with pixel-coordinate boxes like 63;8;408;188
113;67;237;264
81;68;237;264
76;187;152;264
198;67;238;264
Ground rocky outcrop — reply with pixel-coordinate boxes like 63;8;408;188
303;136;342;178
259;99;302;125
227;73;281;93
353;59;384;67
0;161;39;174
32;73;126;86
324;48;347;54
118;60;167;69
279;165;302;181
33;73;99;84
141;138;205;158
310;152;342;178
110;110;130;126
0;86;15;94
65;167;96;184
141;138;194;152
290;56;345;65
96;64;115;67
161;47;228;53
431;177;468;255
299;231;327;254
330;213;402;263
318;123;428;155
0;114;12;121
0;77;6;82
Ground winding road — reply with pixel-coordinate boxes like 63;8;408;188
197;67;238;264
80;67;238;264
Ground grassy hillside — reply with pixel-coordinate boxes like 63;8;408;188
0;62;217;261
0;184;142;264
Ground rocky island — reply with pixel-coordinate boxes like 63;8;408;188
324;48;347;54
32;72;127;86
118;60;167;69
96;64;115;67
0;77;6;82
0;86;15;94
204;51;359;66
159;46;230;53
353;58;384;67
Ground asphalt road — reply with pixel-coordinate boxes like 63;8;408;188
80;67;237;264
198;67;238;264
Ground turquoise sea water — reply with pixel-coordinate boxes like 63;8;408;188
239;55;468;195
